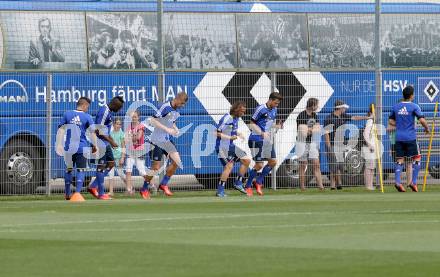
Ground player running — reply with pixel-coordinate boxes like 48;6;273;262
56;97;96;202
388;85;429;192
215;101;251;197
245;92;283;196
138;92;188;199
88;96;125;200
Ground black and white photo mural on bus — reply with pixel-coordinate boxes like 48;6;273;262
381;15;440;68
309;15;375;69
86;13;158;70
164;13;237;70
237;14;308;69
0;12;87;70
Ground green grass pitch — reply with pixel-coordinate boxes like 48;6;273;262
1;188;440;277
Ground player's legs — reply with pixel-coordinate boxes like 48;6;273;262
89;145;114;199
73;153;87;193
132;157;149;199
408;141;421;192
246;161;263;189
63;153;74;199
246;140;261;189
394;141;406;192
232;148;249;194
217;160;234;197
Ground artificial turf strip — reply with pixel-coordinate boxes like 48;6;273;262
0;190;439;277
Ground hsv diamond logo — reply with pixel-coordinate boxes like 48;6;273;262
193;72;334;166
418;78;440;104
424;80;438;102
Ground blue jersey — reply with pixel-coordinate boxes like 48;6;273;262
58;110;94;154
216;113;239;151
389;101;424;142
95;105;113;146
151;102;180;143
249;104;277;142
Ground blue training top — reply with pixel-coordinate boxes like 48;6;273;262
59;110;94;154
95;105;113;146
249;104;277;142
389;101;424;142
151;102;180;143
216;113;239;151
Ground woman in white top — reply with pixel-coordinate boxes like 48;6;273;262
362;106;376;190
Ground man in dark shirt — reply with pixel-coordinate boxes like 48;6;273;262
296;98;323;191
324;100;370;190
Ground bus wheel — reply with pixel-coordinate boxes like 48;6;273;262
428;164;440;179
0;139;43;194
342;148;364;187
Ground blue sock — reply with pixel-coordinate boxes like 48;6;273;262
412;161;421;185
96;170;105;196
256;165;272;184
246;169;257;188
235;174;244;186
160;175;171;186
142;181;150;191
395;162;403;185
75;170;85;193
64;170;72;196
217;181;225;194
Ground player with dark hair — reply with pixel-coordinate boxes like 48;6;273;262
296;97;324;191
138;92;188;199
246;92;283;196
88;96;125;200
388;85;429;192
215;101;250;197
56;97;95;201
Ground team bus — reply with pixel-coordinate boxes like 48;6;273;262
0;0;439;194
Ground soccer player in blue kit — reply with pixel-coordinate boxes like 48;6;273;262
215;101;250;197
246;92;283;196
88;96;125;200
138;92;188;198
56;97;96;202
388;85;429;192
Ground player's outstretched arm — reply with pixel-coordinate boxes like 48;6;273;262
95;129;118;148
150;117;178;136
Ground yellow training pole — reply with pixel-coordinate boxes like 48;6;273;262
423;102;439;192
371;104;385;193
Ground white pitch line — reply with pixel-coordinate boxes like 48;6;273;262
0;209;437;229
1;219;439;234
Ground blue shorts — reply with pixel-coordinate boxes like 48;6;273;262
64;152;87;170
248;140;276;161
151;141;176;162
395;140;420;159
98;144;115;165
216;147;247;166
